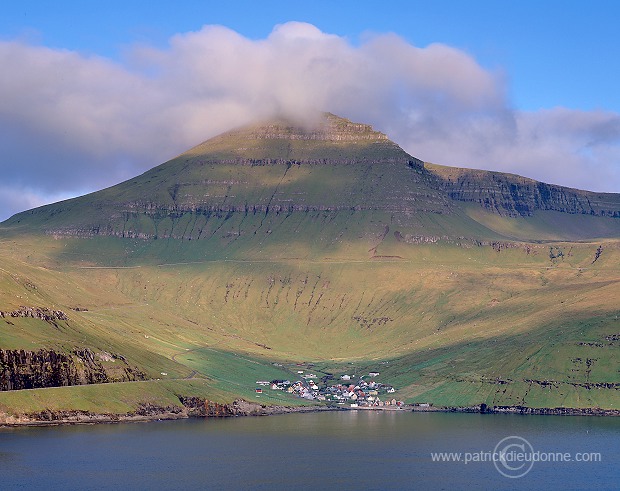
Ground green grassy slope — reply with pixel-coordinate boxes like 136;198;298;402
1;229;618;413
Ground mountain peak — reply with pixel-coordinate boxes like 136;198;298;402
230;112;390;143
181;112;402;162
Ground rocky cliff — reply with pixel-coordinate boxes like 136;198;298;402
426;163;620;217
0;307;68;326
0;348;146;391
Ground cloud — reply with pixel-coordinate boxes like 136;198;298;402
1;22;619;221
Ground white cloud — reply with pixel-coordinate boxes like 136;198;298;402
0;22;619;221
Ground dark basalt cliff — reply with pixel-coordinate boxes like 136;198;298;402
0;348;146;391
426;163;620;217
180;397;247;417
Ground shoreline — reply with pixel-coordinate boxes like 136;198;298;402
1;399;618;428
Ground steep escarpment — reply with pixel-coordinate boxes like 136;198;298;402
0;348;146;391
426;163;620;217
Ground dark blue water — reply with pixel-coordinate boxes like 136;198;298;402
1;411;618;490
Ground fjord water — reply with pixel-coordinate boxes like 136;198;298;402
1;412;618;490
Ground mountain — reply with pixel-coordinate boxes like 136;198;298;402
6;113;619;246
4;113;450;247
1;113;619;422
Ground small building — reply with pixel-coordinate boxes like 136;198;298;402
255;388;262;393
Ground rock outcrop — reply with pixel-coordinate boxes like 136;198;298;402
0;307;68;325
179;396;326;417
0;348;146;391
426;164;620;217
179;397;238;417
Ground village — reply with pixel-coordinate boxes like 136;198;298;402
255;369;407;408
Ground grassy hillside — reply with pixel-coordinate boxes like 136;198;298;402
1;113;619;416
1;227;618;413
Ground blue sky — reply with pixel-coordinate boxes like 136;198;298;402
1;1;620;219
3;1;618;112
